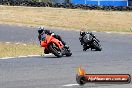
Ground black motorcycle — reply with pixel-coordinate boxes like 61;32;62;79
79;32;102;51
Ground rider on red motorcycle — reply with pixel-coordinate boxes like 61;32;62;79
38;27;69;53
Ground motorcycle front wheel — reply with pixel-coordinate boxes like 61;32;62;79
48;43;63;57
93;41;102;51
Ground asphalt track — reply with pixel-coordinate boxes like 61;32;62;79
0;24;132;88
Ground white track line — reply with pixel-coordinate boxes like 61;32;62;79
5;42;11;44
0;55;41;59
15;42;20;45
63;84;79;87
23;44;27;46
44;53;53;56
106;32;112;34
119;32;126;35
74;30;131;35
27;55;41;57
4;42;27;46
0;57;15;59
18;56;29;58
0;54;54;59
92;31;97;32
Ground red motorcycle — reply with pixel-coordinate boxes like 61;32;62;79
40;33;72;57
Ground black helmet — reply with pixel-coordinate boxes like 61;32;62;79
38;26;44;34
80;30;85;36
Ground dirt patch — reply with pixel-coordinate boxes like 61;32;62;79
0;5;132;32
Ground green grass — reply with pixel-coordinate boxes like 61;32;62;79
0;42;43;58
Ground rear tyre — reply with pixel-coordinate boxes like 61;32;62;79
65;51;72;57
48;43;63;57
63;48;72;57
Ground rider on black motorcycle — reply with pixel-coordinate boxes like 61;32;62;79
38;27;69;53
79;30;96;51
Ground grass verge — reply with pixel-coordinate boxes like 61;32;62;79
0;42;43;58
0;5;132;32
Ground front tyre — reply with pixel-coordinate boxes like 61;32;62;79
93;41;102;51
48;43;63;57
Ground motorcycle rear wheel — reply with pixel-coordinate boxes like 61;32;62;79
65;51;72;57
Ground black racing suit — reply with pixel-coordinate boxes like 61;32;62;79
79;32;95;51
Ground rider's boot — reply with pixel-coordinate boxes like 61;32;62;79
64;44;69;49
83;44;87;51
44;49;49;54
